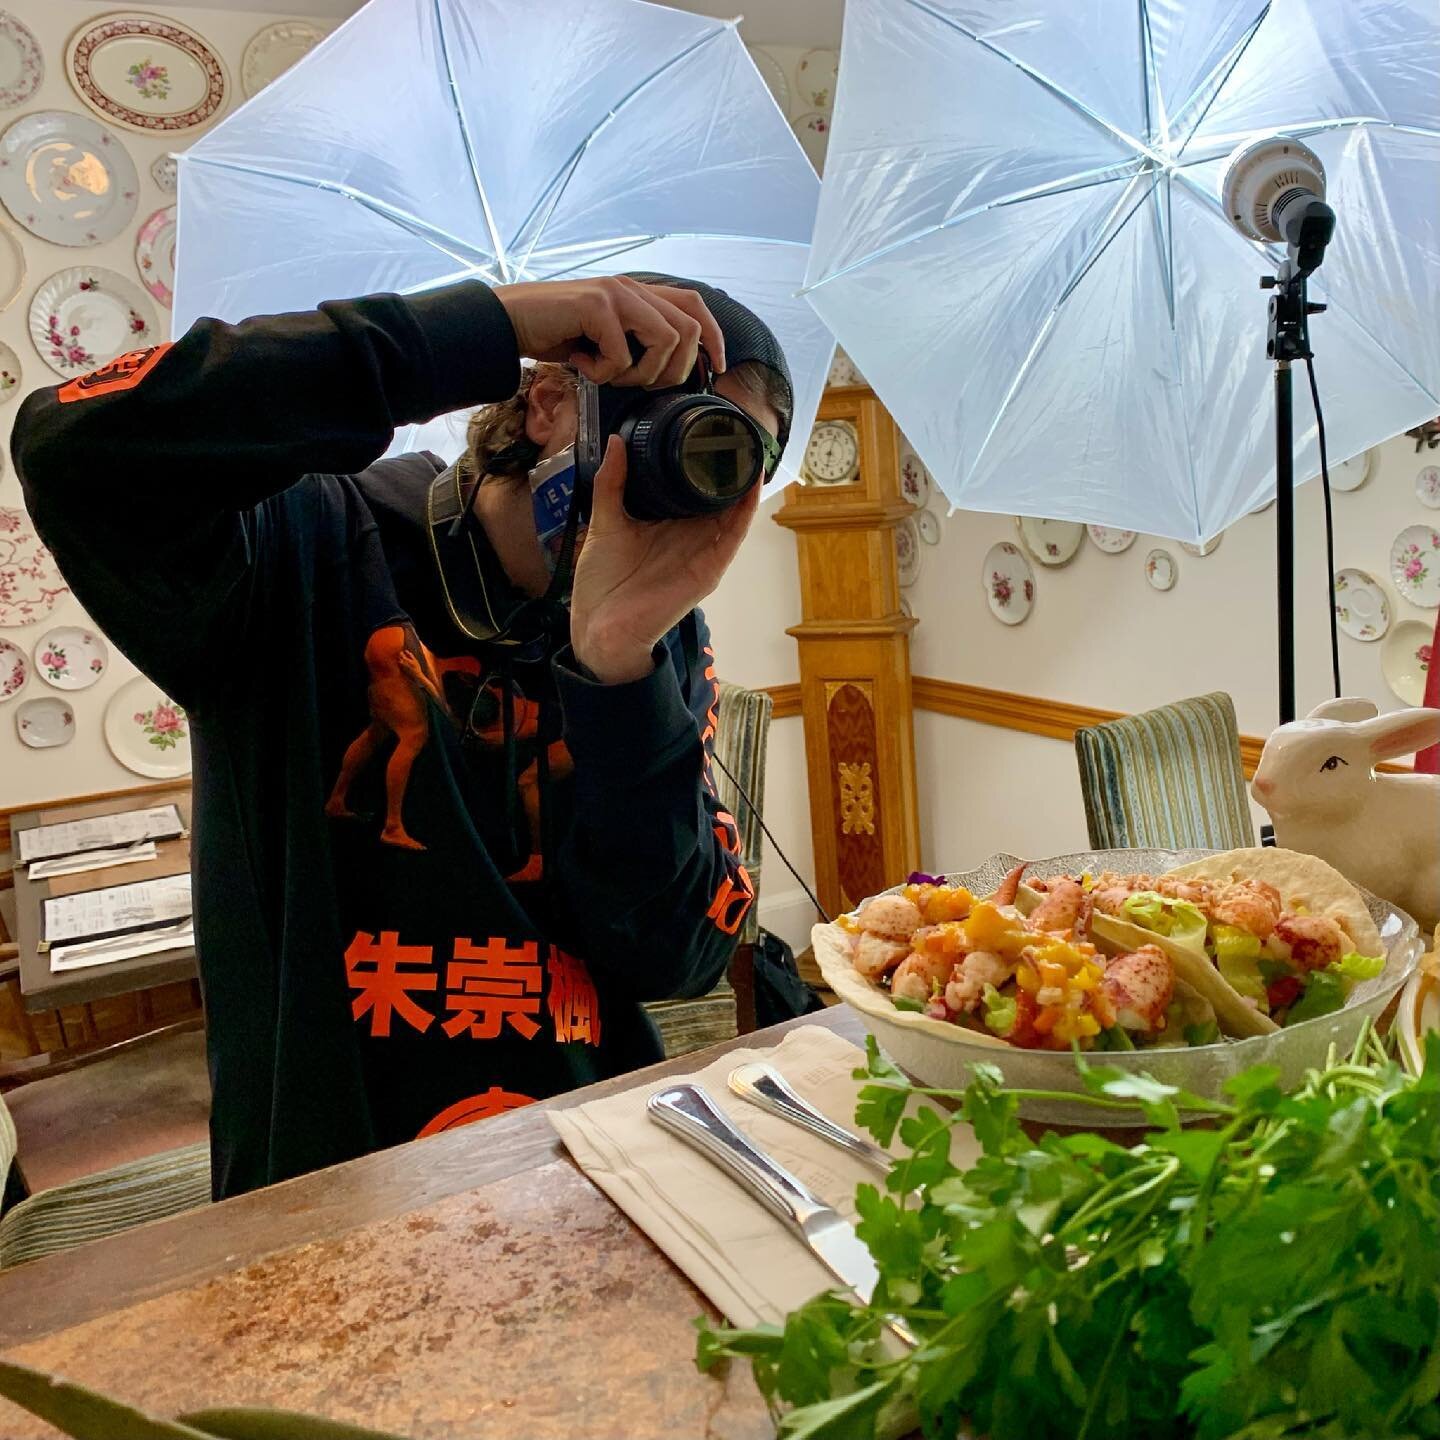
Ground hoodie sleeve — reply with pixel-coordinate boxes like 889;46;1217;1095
551;611;754;1002
10;281;520;706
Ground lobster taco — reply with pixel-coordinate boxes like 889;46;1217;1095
1049;847;1387;1037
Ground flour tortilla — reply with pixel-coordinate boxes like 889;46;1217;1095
1166;846;1385;959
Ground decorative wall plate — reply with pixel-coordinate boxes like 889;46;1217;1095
983;541;1034;625
66;12;227;134
1390;524;1440;608
1332;569;1390;642
1016;516;1084;567
150;151;176;192
241;19;326;98
0;505;68;626
0;636;27;701
1145;548;1177;592
29;265;158;378
744;45;789;113
0;338;19;400
1329;449;1374;493
1087;524;1136;554
896;516;921;587
0;11;43;110
826;347;862;387
0;216;20;309
1417;466;1440;510
1181;534;1223;557
105;673;191;777
134;202;175;305
17;695;75;749
899;444;931;508
0;111;139;246
917;509;941;546
796;48;839;109
791;111;829;171
1381;621;1433;707
35;625;109;690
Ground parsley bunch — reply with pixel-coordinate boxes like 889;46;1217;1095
697;1029;1440;1440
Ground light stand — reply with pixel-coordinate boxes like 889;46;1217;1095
1259;195;1334;724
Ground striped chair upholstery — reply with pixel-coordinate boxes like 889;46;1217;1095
643;680;772;1056
0;1141;211;1271
1074;693;1254;852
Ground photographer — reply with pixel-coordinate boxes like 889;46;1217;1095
11;274;792;1199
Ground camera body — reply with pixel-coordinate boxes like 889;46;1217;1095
575;354;769;522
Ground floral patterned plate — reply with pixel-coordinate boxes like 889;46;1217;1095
1332;569;1390;643
35;625;109;690
0;637;27;702
1145;548;1177;592
105;673;191;778
983;541;1034;625
796;48;839;109
16;695;75;749
150;152;176;192
0;505;68;626
0;111;139;246
1390;524;1440;608
0;338;20;401
826;347;862;387
1087;524;1136;554
134;202;175;305
1381;621;1433;707
66;12;227;134
899;442;931;508
1016;516;1084;567
241;19;327;98
896;516;921;588
1417;466;1440;510
0;11;43;110
1181;534;1223;558
29;265;158;378
917;509;941;546
791;111;830;171
1329;449;1375;493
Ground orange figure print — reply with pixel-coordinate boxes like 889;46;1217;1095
325;623;479;851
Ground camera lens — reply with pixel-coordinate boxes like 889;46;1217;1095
677;409;760;501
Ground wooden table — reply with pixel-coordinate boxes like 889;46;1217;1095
13;789;195;1013
0;1008;870;1440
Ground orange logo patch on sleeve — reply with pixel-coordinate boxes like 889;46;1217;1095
57;343;173;403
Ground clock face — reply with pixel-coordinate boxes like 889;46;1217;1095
804;420;860;484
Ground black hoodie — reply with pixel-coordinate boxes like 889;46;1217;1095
11;281;754;1198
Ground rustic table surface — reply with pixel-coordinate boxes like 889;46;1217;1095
0;1008;872;1440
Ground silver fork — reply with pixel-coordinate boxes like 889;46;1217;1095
728;1062;894;1177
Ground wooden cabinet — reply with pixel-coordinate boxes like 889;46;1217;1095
774;387;921;916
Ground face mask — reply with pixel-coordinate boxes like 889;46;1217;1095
528;444;577;574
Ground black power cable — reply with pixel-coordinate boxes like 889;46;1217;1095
1305;354;1342;698
710;751;832;924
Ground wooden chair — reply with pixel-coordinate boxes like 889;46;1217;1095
643;679;773;1055
1074;692;1254;852
0;1020;212;1270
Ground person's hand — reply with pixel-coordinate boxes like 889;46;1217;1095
570;437;759;685
493;276;726;388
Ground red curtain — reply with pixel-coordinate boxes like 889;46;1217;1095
1417;606;1440;774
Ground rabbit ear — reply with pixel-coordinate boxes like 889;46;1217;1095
1357;707;1440;762
1307;697;1379;722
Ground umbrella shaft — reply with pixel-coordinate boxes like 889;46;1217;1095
1275;361;1296;725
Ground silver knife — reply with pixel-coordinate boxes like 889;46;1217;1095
728;1062;894;1176
647;1083;917;1347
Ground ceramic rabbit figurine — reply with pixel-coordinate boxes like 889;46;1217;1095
1251;698;1440;934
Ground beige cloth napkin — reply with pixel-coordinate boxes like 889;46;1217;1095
551;1024;980;1328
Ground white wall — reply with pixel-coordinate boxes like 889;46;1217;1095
1;0;330;809
905;432;1439;875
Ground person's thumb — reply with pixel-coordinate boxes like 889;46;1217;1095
589;435;628;530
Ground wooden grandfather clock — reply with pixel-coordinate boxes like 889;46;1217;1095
774;385;921;918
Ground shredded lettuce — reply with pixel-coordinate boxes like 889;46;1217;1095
1286;969;1347;1025
1120;892;1208;947
981;983;1017;1037
892;995;925;1013
1331;952;1385;982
